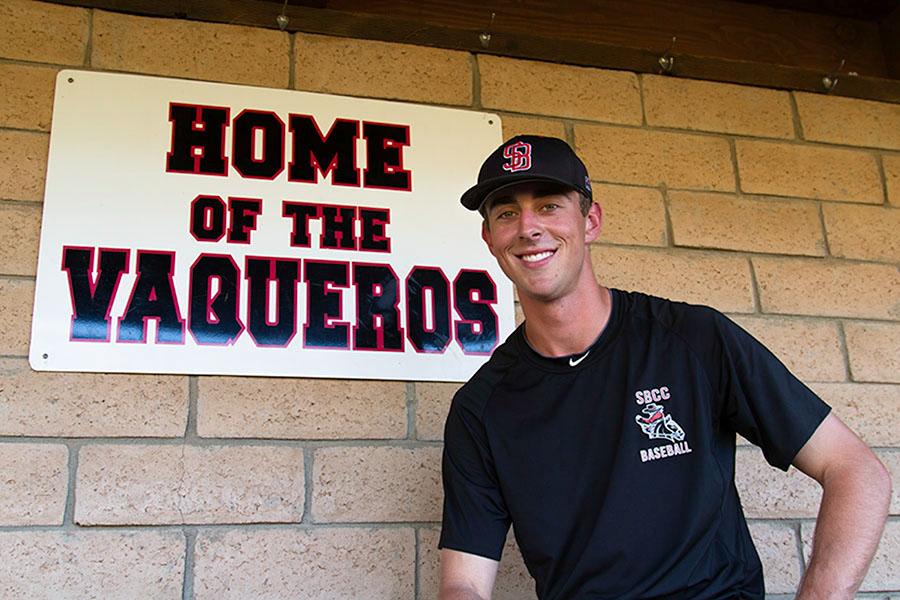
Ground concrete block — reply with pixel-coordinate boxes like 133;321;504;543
0;131;49;202
197;376;406;439
844;322;900;384
0;530;184;599
92;10;290;87
577;124;734;191
415;381;460;441
0;278;34;355
596;183;667;247
801;520;900;592
0;0;88;65
0;203;41;276
0;358;187;437
0;63;56;131
593;246;755;313
295;33;471;105
810;383;900;446
823;204;900;263
312;445;441;522
75;444;304;524
480;55;641;124
193;527;414;600
753;257;900;320
0;443;67;525
736;140;883;204
748;521;802;594
644;75;794;139
795;92;900;151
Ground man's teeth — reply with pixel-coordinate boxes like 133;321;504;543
521;250;553;263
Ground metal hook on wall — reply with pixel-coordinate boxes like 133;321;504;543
479;12;496;49
658;36;677;74
276;0;290;31
821;58;846;93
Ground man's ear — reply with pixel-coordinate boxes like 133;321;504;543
584;201;602;244
481;221;497;256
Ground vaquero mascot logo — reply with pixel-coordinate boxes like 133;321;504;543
502;141;532;172
635;403;685;442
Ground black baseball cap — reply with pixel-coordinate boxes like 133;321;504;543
460;135;593;211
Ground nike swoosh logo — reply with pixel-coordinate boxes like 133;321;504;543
569;351;590;367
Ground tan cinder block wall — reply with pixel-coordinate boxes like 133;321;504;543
1;1;898;598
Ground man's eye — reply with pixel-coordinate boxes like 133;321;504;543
495;210;515;219
541;203;560;211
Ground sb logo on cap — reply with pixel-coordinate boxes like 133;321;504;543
502;141;532;173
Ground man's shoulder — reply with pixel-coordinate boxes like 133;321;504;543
452;326;523;416
616;288;725;337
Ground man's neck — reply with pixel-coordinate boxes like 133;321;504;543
520;282;612;358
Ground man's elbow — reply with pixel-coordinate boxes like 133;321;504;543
439;584;490;600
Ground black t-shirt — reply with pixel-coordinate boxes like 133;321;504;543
439;289;830;600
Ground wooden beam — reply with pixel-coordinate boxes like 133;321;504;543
47;0;900;103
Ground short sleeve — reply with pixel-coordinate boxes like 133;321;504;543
438;389;511;561
713;312;831;471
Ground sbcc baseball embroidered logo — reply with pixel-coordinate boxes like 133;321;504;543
502;141;532;172
633;386;692;462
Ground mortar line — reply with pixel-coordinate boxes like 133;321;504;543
186;376;199;439
876;154;890;207
471;53;482;109
660;184;674;248
788;91;804;140
746;257;762;315
0;521;445;533
303;446;314;524
836;320;853;382
288;33;296;90
62;442;79;526
0;436;442;447
728;138;743;194
564;121;575;148
637;74;648;126
792;520;808;580
406;381;417;440
182;526;197;600
414;527;421;600
84;9;94;68
815;201;833;259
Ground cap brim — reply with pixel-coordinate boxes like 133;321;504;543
460;174;580;211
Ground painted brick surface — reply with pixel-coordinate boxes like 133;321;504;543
795;92;900;151
643;75;794;139
0;443;67;525
0;530;185;600
592;246;755;313
880;451;900;515
416;381;460;441
801;520;900;591
500;115;566;140
194;528;414;600
75;444;304;525
596;183;667;247
736;140;883;204
312;446;441;522
480;55;641;124
736;447;821;518
92;11;290;87
823;204;900;263
0;358;187;437
753;257;900;320
0;203;41;276
0;131;48;202
810;383;900;446
885;155;900;207
669;191;824;256
295;33;471;105
730;316;845;382
844;322;900;384
0;0;88;65
197;376;406;439
0;278;34;355
576;124;734;191
748;522;802;593
419;528;537;600
0;63;56;132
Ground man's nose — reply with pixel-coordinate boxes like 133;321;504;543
517;208;541;238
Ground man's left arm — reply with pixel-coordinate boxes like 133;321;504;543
791;412;892;599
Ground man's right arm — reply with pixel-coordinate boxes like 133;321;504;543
439;548;500;600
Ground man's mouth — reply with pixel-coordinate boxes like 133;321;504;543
519;249;555;263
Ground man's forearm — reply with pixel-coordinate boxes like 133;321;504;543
795;457;891;599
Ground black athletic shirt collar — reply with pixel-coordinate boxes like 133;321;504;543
515;288;623;373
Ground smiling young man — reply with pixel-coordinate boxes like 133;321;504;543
438;135;891;600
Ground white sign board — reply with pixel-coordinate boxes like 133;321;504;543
30;70;513;382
